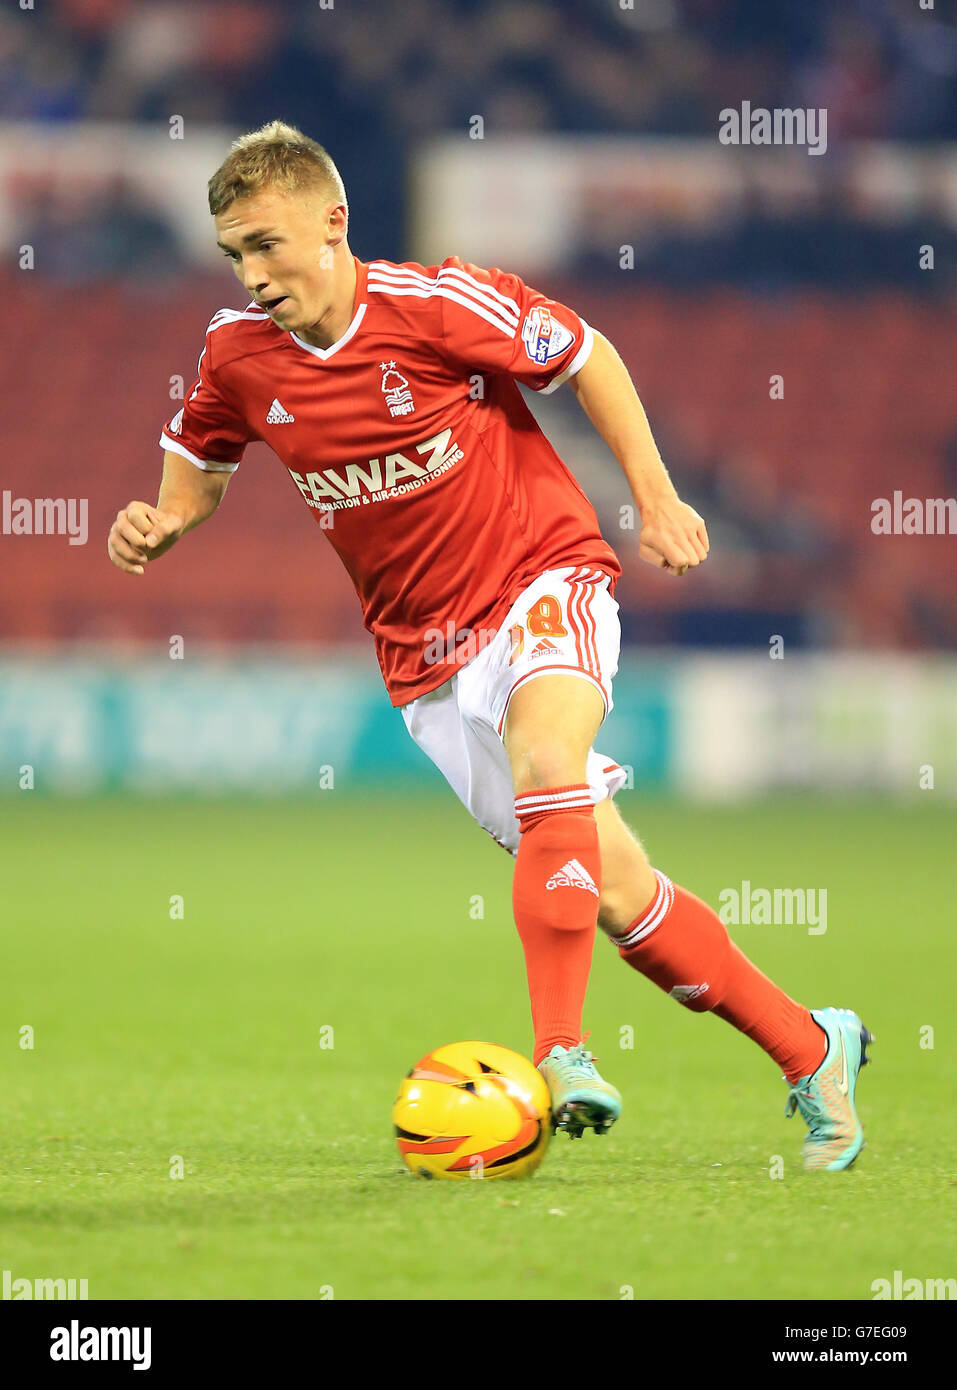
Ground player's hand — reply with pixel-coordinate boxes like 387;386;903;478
108;502;184;575
637;496;709;576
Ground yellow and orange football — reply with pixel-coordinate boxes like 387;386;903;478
393;1041;552;1180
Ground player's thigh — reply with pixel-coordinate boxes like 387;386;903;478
593;797;657;936
503;672;606;794
494;566;619;794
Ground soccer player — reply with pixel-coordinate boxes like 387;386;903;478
108;122;872;1170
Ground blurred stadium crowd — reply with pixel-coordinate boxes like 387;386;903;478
3;0;955;652
5;0;957;262
6;0;956;137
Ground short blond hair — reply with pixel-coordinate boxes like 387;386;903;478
207;120;347;217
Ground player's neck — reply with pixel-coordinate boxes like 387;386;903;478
296;250;358;351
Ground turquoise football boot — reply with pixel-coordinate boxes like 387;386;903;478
784;1007;874;1171
538;1040;622;1139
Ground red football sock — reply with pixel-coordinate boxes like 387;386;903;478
513;785;601;1068
612;871;827;1084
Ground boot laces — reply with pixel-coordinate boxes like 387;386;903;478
784;1084;826;1128
566;1032;599;1072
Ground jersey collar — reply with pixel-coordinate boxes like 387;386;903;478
287;257;368;361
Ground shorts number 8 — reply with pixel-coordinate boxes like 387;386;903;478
525;595;568;637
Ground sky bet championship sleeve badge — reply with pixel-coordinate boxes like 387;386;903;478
521;305;575;365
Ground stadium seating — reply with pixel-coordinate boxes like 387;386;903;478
2;273;954;649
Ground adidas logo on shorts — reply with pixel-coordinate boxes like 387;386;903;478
529;639;559;658
546;858;599;896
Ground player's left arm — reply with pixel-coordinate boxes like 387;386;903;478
569;330;708;576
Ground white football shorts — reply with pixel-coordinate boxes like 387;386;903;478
400;565;628;856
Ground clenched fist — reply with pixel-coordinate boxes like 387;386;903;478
108;502;184;575
638;496;709;577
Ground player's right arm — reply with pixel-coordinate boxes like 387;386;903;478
108;450;230;575
110;313;254;575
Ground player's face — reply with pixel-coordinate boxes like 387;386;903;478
214;187;344;330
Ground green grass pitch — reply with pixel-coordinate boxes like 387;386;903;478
2;791;954;1300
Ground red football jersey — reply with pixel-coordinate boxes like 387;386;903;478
159;256;622;705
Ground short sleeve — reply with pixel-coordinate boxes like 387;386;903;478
158;327;254;473
436;258;594;394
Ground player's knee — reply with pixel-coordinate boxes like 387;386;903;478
597;864;657;933
509;742;589;795
595;809;657;934
597;887;635;936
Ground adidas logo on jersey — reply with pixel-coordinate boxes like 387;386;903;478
529;638;559;658
266;398;295;424
546;858;599;896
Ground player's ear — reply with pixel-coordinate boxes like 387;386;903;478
327;203;348;241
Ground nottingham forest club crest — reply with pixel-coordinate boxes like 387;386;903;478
380;360;415;418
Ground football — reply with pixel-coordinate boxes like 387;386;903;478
393;1041;552;1180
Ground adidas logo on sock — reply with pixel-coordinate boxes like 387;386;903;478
669;983;710;1003
266;398;295;424
546;858;599;896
